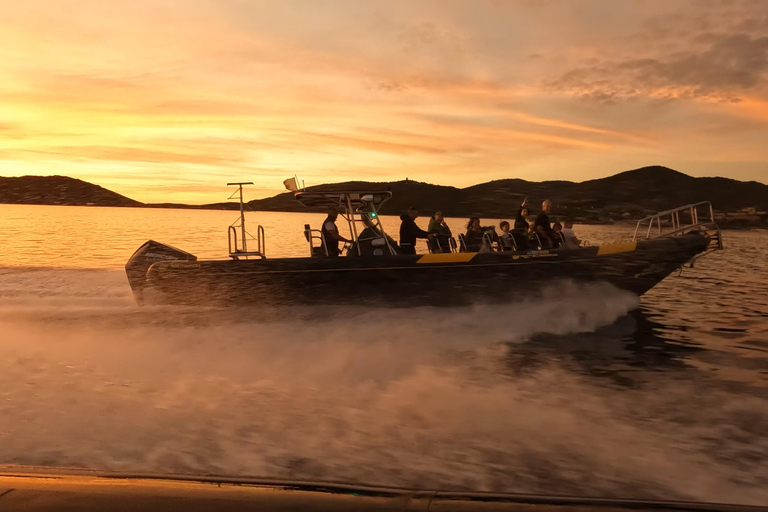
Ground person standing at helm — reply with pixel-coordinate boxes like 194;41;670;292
534;199;555;249
399;207;433;255
321;207;351;257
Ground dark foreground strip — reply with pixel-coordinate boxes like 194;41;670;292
1;469;766;512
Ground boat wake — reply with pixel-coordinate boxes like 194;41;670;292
1;267;767;505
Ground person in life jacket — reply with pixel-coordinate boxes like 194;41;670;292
321;207;351;257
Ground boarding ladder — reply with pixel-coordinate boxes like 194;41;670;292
632;201;723;265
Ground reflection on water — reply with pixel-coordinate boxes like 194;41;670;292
0;203;634;267
0;205;767;504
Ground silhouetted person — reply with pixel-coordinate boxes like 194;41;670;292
499;220;515;251
349;214;397;256
514;197;530;233
534;200;555;249
464;217;497;251
399;207;433;255
321;207;351;257
551;221;563;248
428;210;453;253
512;197;530;250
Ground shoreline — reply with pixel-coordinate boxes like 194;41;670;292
1;201;765;231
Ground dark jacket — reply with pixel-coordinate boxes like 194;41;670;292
427;218;452;236
399;214;431;247
513;208;529;233
534;211;551;234
534;211;554;248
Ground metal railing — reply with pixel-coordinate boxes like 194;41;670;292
228;224;266;260
632;201;723;262
304;226;328;257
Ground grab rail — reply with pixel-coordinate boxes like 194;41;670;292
531;232;543;250
304;226;328;257
482;232;495;252
228;226;238;255
457;234;467;252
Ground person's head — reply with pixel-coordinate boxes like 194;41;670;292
327;207;339;221
563;219;574;229
407;207;419;220
553;221;562;232
499;220;510;232
467;217;481;231
542;200;552;213
520;208;529;217
434;210;444;222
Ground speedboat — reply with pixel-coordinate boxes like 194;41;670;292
125;179;723;307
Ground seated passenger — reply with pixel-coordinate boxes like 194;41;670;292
464;218;497;252
551;221;564;248
561;219;582;249
348;215;398;256
427;210;453;253
499;221;515;251
528;220;542;248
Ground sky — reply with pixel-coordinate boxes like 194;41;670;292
1;0;767;204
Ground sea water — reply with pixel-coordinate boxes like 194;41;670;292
0;204;767;504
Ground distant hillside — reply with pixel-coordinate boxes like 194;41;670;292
248;166;768;223
2;168;767;228
0;175;142;207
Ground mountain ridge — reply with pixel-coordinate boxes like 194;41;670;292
244;166;768;220
2;167;767;228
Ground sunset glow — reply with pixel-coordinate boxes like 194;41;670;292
1;0;767;203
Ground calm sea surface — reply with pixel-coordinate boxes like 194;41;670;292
1;204;767;504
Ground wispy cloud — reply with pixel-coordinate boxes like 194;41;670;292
0;0;766;203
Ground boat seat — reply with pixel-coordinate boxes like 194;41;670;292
457;234;468;252
428;235;455;254
530;233;544;250
304;223;329;257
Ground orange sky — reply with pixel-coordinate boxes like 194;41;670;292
1;0;767;203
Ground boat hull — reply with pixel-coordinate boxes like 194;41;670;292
127;233;711;307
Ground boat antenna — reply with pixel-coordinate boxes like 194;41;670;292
228;182;254;253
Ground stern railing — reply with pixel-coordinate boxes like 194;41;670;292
229;224;266;260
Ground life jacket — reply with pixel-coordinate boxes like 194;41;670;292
321;216;340;255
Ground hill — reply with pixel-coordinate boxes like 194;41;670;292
247;166;768;223
0;175;142;207
2;168;767;228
